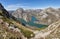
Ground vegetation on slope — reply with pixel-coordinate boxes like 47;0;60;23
0;14;35;39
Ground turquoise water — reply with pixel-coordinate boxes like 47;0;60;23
17;17;48;28
31;16;37;22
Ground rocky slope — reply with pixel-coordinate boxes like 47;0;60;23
46;26;60;39
31;20;60;39
12;7;60;25
0;3;32;39
0;3;39;39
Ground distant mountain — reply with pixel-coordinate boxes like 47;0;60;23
8;10;14;14
12;7;60;25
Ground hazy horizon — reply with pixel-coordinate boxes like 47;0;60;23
0;0;60;10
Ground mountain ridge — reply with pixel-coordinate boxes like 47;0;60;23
12;7;60;25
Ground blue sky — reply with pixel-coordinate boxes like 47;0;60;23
0;0;60;10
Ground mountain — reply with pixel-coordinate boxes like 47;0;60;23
12;8;30;22
12;7;60;25
8;10;14;14
0;3;60;39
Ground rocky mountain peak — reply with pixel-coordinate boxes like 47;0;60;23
45;7;56;12
16;8;24;13
46;7;53;9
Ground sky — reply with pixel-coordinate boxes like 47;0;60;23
0;0;60;10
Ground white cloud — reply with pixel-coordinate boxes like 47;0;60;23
5;4;46;10
5;4;29;10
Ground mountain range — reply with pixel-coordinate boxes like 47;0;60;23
12;7;60;25
0;3;60;39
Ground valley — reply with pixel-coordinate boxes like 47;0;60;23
0;2;60;39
